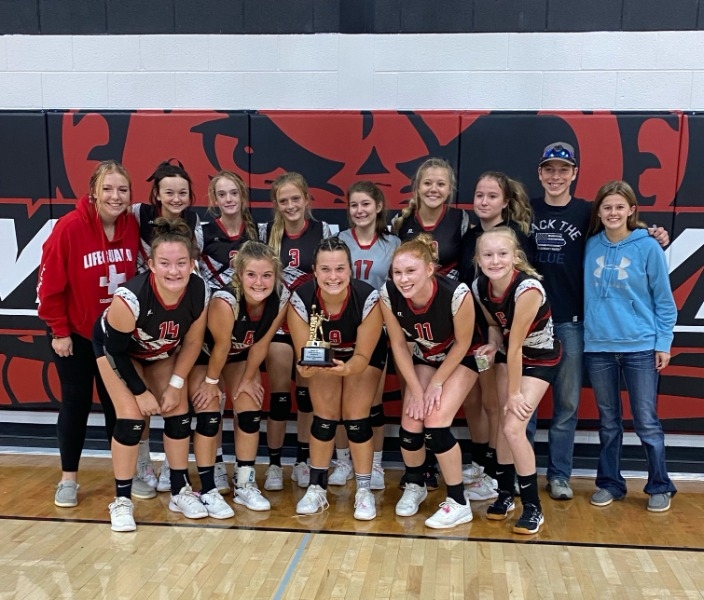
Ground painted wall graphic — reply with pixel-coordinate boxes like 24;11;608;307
0;110;702;432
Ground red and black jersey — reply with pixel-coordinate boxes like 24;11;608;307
206;286;289;357
199;219;256;291
133;203;203;273
106;271;209;361
290;279;379;358
381;275;471;363
396;206;469;280
259;220;332;291
472;270;561;366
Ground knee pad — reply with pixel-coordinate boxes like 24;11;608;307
344;418;373;444
112;419;145;446
296;386;313;413
311;416;337;442
237;410;262;434
399;427;424;452
424;427;457;455
269;392;292;421
195;411;221;438
163;414;192;440
369;404;385;428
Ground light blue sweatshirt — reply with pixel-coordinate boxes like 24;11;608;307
583;228;676;353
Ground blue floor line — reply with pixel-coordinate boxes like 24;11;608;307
273;532;311;600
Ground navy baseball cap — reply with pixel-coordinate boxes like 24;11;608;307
539;142;577;167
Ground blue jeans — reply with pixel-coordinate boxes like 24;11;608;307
546;322;584;481
585;350;676;498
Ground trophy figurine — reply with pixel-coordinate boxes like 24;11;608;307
299;305;334;367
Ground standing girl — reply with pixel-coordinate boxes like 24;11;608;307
332;181;400;489
474;227;561;534
198;170;259;492
94;219;227;532
457;172;534;503
38;160;139;508
191;241;289;512
380;235;478;529
132;159;204;492
288;238;384;520
584;181;677;512
259;173;332;491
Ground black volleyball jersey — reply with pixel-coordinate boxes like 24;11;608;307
396;206;469;280
132;203;204;274
199;219;256;291
472;270;561;366
108;271;209;361
290;279;379;357
259;220;332;291
381;275;471;363
207;286;290;357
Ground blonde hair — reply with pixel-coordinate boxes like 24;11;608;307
231;240;282;300
475;226;541;279
267;172;313;257
588;180;647;236
393;233;439;268
392;158;456;234
89;160;131;206
476;171;533;235
207;171;258;240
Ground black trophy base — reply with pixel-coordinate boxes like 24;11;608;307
299;345;334;367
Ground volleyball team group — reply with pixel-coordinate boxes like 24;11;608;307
36;141;678;536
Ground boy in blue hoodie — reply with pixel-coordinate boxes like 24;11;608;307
584;180;677;513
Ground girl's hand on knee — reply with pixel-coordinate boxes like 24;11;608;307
505;392;532;421
135;391;161;417
234;377;265;408
192;381;220;410
405;385;426;421
423;382;443;415
160;386;182;414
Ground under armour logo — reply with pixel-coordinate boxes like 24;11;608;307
594;256;631;280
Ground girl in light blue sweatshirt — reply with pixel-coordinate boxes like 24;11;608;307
584;180;677;513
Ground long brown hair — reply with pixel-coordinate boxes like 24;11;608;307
207;170;258;240
346;180;390;238
476;171;533;235
588;180;647;236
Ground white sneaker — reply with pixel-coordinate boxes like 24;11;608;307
370;463;385;490
168;485;208;519
201;489;235;519
235;484;271;511
328;459;353;486
264;465;284;491
425;497;473;529
214;462;230;494
296;485;329;515
462;462;484;484
131;476;157;500
136;459;158;489
465;474;498;501
395;483;428;517
109;497;136;532
353;488;376;521
156;462;171;493
291;462;310;488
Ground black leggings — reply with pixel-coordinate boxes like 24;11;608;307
51;333;116;472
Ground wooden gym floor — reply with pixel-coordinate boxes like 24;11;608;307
1;453;703;599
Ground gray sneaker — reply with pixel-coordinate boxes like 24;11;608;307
647;492;672;513
132;476;157;500
547;478;574;500
54;481;79;507
590;488;616;507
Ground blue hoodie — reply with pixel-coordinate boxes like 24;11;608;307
583;228;676;353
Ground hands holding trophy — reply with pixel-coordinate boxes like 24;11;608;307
299;305;334;367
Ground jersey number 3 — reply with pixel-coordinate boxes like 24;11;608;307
288;248;300;268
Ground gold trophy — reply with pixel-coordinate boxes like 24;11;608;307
299;305;334;367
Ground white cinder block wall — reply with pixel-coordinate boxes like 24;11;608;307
1;32;704;110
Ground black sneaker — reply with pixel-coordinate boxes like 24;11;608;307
513;503;544;534
486;491;515;521
424;463;439;491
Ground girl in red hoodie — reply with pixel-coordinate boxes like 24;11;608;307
37;160;140;509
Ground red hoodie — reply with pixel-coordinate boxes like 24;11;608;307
37;195;140;340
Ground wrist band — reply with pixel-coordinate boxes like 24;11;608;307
169;374;185;389
205;376;219;385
